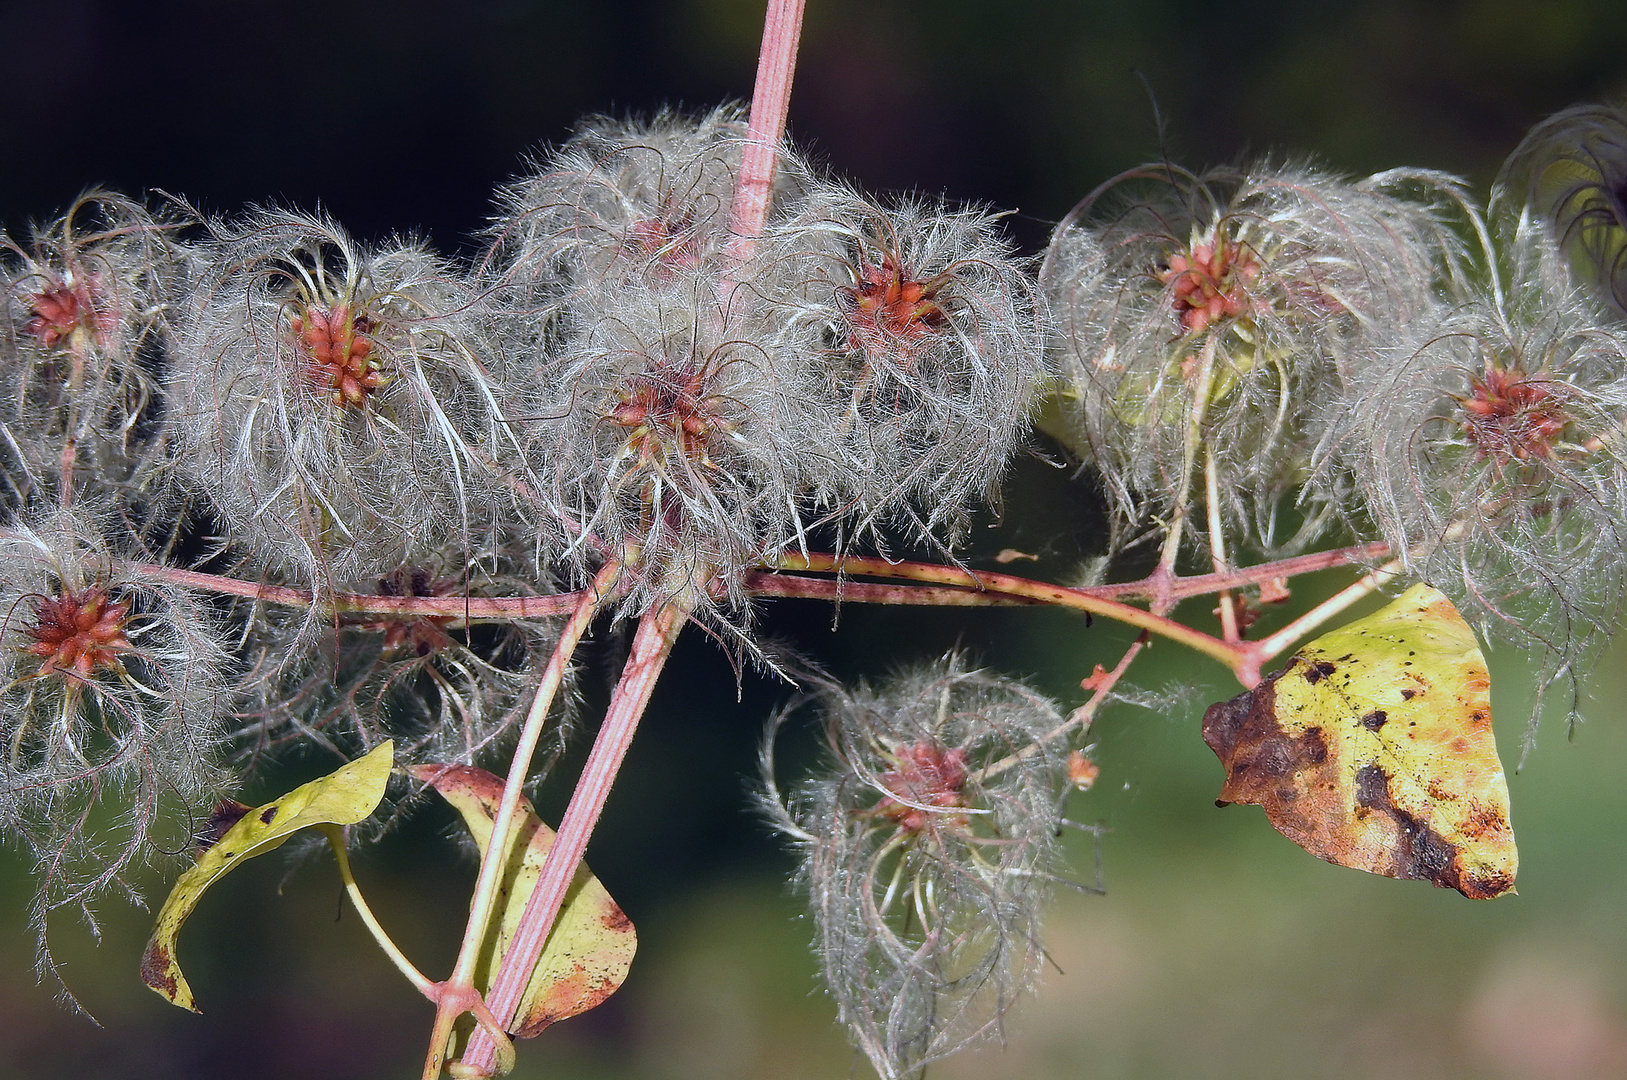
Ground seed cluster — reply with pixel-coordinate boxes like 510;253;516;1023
763;660;1073;1080
24;587;132;680
291;304;385;409
4;94;1627;1068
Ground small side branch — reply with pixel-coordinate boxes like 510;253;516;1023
767;553;1247;674
453;598;689;1077
125;562;585;619
421;562;622;1080
1235;558;1406;686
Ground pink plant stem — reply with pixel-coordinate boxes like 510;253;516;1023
743;571;1037;607
768;544;1392;605
1234;558;1406;686
725;0;805;264
124;562;584;619
978;635;1148;784
456;7;805;1072
771;552;1248;672
58;436;77;509
421;562;621;1080
1107;541;1392;602
456;600;688;1077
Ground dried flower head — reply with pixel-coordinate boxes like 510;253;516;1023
1045;161;1468;556
482;111;842;617
769;190;1044;544
1324;260;1627;675
0;508;229;977
172;211;528;587
763;658;1073;1079
1;191;186;513
487;105;808;305
530;294;825;614
1495;100;1627;318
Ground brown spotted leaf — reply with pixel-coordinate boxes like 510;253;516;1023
410;764;636;1039
141;741;395;1011
1203;585;1516;899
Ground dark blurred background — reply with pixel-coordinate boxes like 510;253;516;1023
6;1;1627;1078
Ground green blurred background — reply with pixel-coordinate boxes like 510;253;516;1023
6;1;1627;1077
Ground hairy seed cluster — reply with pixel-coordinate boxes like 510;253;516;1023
173;211;530;590
1044;161;1471;556
0;510;227;969
1321;243;1627;687
762;659;1072;1080
485;109;1043;616
8;95;1627;1069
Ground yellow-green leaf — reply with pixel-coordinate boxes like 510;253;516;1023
410;764;636;1040
1202;585;1517;899
141;741;395;1011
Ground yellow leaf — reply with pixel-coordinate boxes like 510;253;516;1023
410;764;636;1040
1202;585;1517;899
140;741;395;1011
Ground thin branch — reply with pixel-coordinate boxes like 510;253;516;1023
1205;449;1240;643
126;562;585;619
1105;541;1393;601
742;571;1037;607
765;543;1393;604
455;599;689;1077
1235;558;1406;686
976;635;1148;784
769;552;1248;673
421;562;622;1080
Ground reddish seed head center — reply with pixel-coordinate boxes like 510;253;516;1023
845;257;949;351
630;216;702;275
290;304;384;409
875;742;969;832
1459;366;1572;462
365;567;455;656
1160;232;1261;334
24;588;132;679
26;276;115;350
609;366;723;465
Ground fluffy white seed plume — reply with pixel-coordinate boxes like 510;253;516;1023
171;211;529;590
1322;235;1627;706
1044;160;1469;556
487;105;809;307
767;188;1045;545
0;191;187;516
487;112;1047;618
486;110;833;616
0;507;230;984
763;658;1072;1080
533;294;823;613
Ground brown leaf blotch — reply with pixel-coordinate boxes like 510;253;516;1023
1354;763;1390;808
1460;870;1516;901
1304;661;1337;684
1203;676;1334;807
1351;763;1463;892
1361;710;1388;731
140;944;179;998
197;799;253;853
